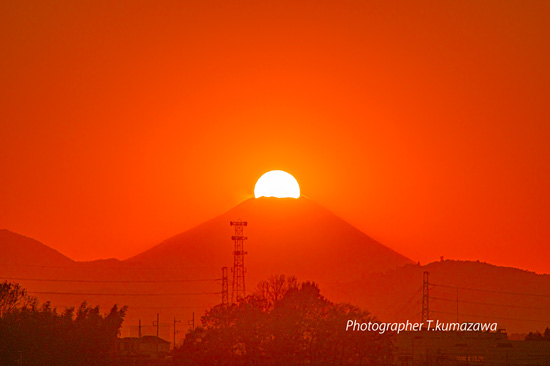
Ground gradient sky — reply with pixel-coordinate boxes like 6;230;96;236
1;1;549;273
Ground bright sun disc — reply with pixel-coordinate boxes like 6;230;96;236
254;170;300;199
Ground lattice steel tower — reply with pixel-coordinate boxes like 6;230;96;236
221;267;229;306
230;220;248;303
421;271;430;323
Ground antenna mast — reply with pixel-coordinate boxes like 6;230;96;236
230;220;248;302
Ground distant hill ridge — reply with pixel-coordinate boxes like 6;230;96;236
0;229;74;266
2;199;550;334
338;259;550;333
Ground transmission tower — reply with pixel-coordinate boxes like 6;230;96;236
421;271;430;323
221;266;229;306
230;220;248;303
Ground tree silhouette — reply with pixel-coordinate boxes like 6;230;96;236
175;275;393;366
525;327;550;342
0;281;37;315
0;281;127;366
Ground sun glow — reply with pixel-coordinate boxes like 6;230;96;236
254;171;300;199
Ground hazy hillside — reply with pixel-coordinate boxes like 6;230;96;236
0;229;75;266
336;259;550;334
2;204;549;336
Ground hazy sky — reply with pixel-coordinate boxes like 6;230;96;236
1;1;549;272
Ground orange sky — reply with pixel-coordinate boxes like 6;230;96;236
1;1;549;273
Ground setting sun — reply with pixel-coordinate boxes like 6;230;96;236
254;170;300;198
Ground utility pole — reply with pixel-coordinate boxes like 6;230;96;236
154;313;160;338
456;285;459;323
221;267;229;306
173;317;181;350
153;313;160;353
188;312;195;331
421;271;430;323
230;220;248;303
138;319;142;338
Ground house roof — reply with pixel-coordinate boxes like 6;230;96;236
139;335;171;344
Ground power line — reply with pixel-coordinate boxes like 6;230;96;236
432;282;550;299
431;310;550;324
393;286;423;320
55;305;213;310
430;296;550;311
1;276;220;283
0;263;213;270
128;306;213;309
30;291;220;297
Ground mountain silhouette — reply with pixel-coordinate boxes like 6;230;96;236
2;200;550;335
127;197;412;285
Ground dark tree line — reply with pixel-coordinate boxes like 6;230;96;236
0;281;127;366
525;327;550;341
174;275;393;366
